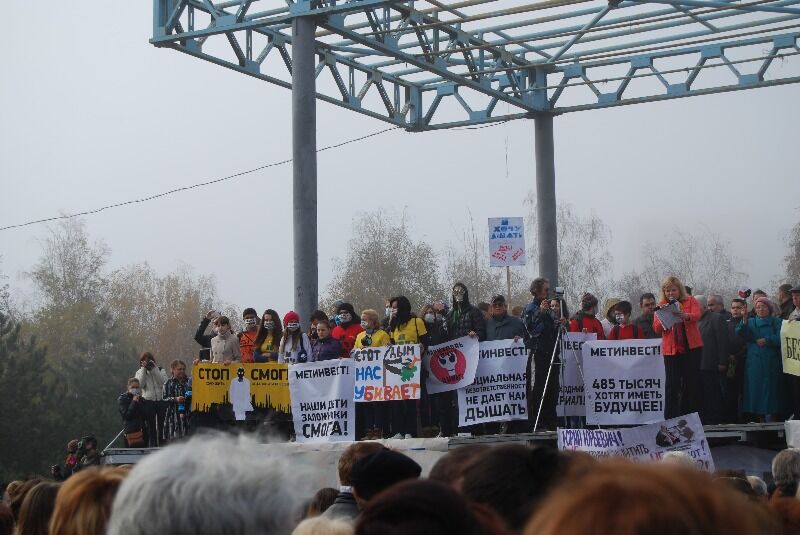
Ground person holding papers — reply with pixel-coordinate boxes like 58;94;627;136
653;276;703;419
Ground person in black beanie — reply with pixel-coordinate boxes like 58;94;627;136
349;448;422;508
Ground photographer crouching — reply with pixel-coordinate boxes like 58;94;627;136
134;352;168;447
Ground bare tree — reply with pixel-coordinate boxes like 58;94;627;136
107;262;230;361
783;216;800;284
28;219;109;310
324;210;443;314
525;194;614;309
637;226;747;299
443;214;507;306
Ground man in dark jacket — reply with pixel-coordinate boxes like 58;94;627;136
322;442;384;521
696;296;729;424
725;298;748;423
486;294;526;341
194;310;220;360
779;284;795;320
633;293;659;339
118;377;147;447
522;277;559;431
439;283;485;436
445;283;486;341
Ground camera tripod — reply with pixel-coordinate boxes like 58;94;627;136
532;299;586;432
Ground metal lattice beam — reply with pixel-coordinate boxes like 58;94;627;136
152;0;800;129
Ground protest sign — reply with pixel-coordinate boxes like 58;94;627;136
191;363;290;417
583;339;665;425
289;360;355;443
782;320;800;377
458;339;528;426
488;217;525;267
352;344;422;402
556;332;597;418
424;336;480;394
558;412;714;471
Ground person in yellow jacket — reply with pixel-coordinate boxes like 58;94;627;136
354;309;391;439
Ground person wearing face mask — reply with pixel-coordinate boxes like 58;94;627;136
118;377;147;447
388;296;429;439
419;304;447;435
569;293;605;339
381;297;393;332
279;311;311;364
355;309;391;439
238;308;260;363
607;301;645;340
253;310;283;363
331;302;364;358
194;310;221;361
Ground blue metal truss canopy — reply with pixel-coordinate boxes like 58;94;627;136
152;0;800;129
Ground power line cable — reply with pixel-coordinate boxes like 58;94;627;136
0;126;400;232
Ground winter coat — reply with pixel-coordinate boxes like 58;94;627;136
633;314;659;339
118;392;145;433
134;366;168;401
523;299;554;352
737;316;788;415
311;336;342;362
698;311;729;371
486;314;526;341
607;323;645;340
653;296;704;356
194;318;214;348
210;332;242;363
331;323;365;358
279;332;312;364
446;303;486;342
321;491;359;520
569;313;606;339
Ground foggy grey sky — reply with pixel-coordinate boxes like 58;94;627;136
1;3;798;315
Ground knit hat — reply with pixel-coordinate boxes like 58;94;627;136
350;448;422;501
283;311;300;324
604;298;622;319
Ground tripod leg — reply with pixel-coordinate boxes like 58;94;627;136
534;329;562;432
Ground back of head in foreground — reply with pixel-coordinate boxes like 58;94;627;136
355;479;509;535
50;467;128;535
524;460;778;535
107;433;315;535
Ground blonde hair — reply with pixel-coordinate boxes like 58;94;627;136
659;276;687;302
291;517;354;535
50;467;129;535
360;309;380;330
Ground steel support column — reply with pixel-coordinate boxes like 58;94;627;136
292;16;318;326
534;114;558;287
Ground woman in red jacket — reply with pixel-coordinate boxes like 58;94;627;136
653;276;704;418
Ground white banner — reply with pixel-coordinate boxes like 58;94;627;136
289;360;356;443
458;339;529;426
558;413;714;471
352;344;422;402
556;332;596;418
424;336;480;394
488;217;526;267
583;339;666;425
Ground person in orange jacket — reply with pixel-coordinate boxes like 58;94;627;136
653;276;703;419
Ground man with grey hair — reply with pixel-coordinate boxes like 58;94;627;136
695;295;729;424
707;294;731;321
772;448;800;498
746;475;768;500
107;433;313;535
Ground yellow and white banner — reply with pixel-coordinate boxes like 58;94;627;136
191;363;291;415
781;320;800;377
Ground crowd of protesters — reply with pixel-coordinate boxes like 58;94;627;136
114;276;800;442
10;434;800;534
